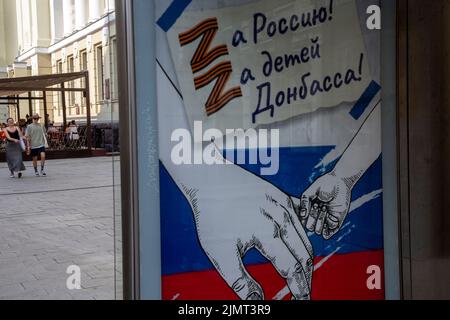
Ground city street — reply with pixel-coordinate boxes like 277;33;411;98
0;156;121;300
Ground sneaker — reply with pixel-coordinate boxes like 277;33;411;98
9;174;14;178
18;172;22;179
40;170;46;177
35;171;40;177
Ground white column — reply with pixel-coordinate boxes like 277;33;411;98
75;0;88;30
31;0;51;47
15;0;24;51
0;3;5;67
89;0;101;22
104;0;114;13
63;0;73;36
20;0;32;50
49;0;63;43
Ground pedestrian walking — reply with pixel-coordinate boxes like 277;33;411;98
25;114;48;177
2;118;26;178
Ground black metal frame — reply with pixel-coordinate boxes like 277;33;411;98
116;0;141;300
114;0;437;301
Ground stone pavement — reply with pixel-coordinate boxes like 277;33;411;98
0;156;122;300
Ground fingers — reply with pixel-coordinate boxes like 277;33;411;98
204;247;264;300
301;185;329;234
281;219;314;290
290;269;310;300
299;195;310;223
326;213;340;230
305;202;319;231
323;213;341;240
315;205;328;235
256;235;311;300
271;195;313;257
260;197;314;295
286;203;314;258
300;183;320;227
303;198;333;236
305;201;328;234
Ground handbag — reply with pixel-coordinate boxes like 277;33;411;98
14;126;26;151
19;137;26;151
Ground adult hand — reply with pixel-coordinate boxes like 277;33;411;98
181;153;314;300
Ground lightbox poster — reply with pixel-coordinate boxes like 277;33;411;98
155;0;384;300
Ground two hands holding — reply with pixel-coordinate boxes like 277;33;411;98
180;106;381;300
14;137;31;155
186;163;356;300
183;143;362;300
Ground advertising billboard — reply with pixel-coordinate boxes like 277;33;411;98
155;0;383;300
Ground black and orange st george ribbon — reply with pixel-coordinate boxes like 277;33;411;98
179;17;243;116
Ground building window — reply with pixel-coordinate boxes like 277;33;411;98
80;50;88;71
68;55;74;73
57;60;63;117
57;61;63;74
67;55;75;114
80;50;88;112
111;38;118;101
95;44;104;113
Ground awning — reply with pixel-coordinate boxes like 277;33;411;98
0;71;88;97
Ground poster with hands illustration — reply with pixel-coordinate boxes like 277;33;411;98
156;0;385;300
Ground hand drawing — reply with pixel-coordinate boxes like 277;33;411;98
176;145;313;300
296;102;382;239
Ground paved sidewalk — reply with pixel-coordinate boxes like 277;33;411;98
0;157;121;300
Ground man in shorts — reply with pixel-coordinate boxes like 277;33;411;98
26;114;47;176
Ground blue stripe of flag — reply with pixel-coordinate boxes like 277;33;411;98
349;81;381;120
157;0;192;32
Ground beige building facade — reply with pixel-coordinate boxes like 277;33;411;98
0;0;118;124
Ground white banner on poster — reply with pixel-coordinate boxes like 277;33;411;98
167;0;370;133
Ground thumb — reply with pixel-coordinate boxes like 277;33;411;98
323;209;345;240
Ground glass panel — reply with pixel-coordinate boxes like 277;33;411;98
104;0;123;300
0;0;122;300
